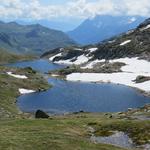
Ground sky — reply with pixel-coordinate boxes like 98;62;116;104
1;0;150;21
0;0;150;31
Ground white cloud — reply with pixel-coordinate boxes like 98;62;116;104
123;0;150;16
0;0;150;20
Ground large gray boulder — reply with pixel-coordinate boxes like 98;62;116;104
35;110;49;118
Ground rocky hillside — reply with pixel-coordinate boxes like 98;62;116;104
42;18;150;63
0;21;75;55
67;15;146;45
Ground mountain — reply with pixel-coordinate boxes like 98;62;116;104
16;19;81;32
42;17;150;62
67;15;146;45
0;21;75;55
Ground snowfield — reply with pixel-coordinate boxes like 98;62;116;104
7;72;28;79
67;57;150;93
110;57;150;73
19;88;35;94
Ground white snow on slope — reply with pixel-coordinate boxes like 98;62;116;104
111;57;150;73
126;30;134;35
108;40;116;43
87;47;98;52
53;55;89;65
81;59;105;69
67;57;150;93
7;72;28;79
19;88;35;94
140;24;150;31
120;40;131;46
73;55;89;65
49;53;62;61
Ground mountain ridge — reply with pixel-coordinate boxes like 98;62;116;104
42;17;150;62
68;15;147;45
0;21;76;55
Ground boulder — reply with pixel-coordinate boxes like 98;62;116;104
35;110;49;118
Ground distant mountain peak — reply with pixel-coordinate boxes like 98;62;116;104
68;15;147;45
128;17;137;24
8;21;19;25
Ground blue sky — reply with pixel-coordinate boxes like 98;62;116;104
0;0;150;31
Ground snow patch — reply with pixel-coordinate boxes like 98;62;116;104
7;72;28;79
110;57;150;74
74;48;83;51
87;47;98;53
54;55;89;65
49;53;62;61
108;40;116;43
81;59;105;69
126;30;134;35
51;74;59;77
120;40;131;46
140;24;150;31
19;88;35;94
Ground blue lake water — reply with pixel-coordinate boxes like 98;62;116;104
7;59;65;73
9;59;150;114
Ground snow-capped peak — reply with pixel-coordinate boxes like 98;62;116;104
128;17;136;24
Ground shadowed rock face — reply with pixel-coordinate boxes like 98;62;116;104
35;110;49;118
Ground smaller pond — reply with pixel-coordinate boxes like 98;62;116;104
90;131;133;149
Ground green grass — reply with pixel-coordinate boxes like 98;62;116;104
1;113;149;149
0;48;36;65
0;66;50;118
0;116;130;150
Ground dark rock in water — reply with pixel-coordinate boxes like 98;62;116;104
35;110;49;118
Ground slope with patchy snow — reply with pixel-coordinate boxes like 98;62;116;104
67;57;150;93
43;18;150;94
